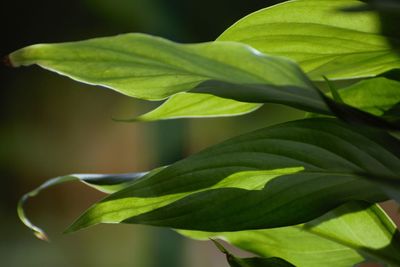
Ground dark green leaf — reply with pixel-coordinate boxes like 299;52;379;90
65;118;400;233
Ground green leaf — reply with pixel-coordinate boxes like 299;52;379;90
9;33;314;101
133;0;400;122
338;77;400;117
182;202;400;267
210;239;295;267
65;118;400;233
357;173;400;204
218;0;400;81
17;170;160;241
10;33;333;120
314;85;400;131
128;92;261;121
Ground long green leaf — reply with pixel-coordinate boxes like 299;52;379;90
182;202;400;267
218;0;400;81
10;33;333;119
211;239;295;267
64;118;400;233
9;33;316;98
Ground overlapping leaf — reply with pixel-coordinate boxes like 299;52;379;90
63;118;400;233
182;202;400;267
10;33;334;119
135;0;400;121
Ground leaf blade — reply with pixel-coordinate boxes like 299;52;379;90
9;33;314;101
181;202;400;267
218;0;400;80
65;118;400;233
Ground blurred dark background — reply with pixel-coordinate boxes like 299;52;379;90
0;1;308;267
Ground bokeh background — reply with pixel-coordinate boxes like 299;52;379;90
1;1;398;267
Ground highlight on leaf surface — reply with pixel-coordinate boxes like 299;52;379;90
63;118;399;234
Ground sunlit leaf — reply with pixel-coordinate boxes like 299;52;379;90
64;118;400;233
134;0;400;122
218;0;400;80
182;202;400;267
315;85;400;131
9;33;315;100
338;77;400;117
9;33;334;120
128;92;261;122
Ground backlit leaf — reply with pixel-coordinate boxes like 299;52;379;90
218;0;400;80
182;202;400;267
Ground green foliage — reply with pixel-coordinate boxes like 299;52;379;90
183;202;400;266
64;118;398;233
218;0;400;80
11;0;400;266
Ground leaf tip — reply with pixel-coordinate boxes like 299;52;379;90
17;195;50;242
210;238;229;255
34;231;50;242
